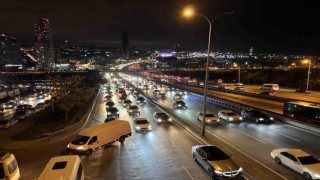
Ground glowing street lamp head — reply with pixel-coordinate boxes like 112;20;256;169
183;6;195;18
302;59;310;64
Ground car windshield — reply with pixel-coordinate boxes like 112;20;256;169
203;146;229;161
108;108;118;112
205;114;215;117
226;112;237;116
124;100;131;103
298;156;320;165
136;120;148;124
71;135;90;145
130;106;138;109
176;101;184;104
106;102;114;105
157;113;168;118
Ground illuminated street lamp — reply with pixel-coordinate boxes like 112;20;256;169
183;6;235;136
302;59;312;93
233;63;240;84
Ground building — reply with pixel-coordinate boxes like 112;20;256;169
34;18;54;69
249;47;254;57
122;31;129;60
0;34;21;66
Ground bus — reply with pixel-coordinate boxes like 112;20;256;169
283;101;320;125
261;84;279;92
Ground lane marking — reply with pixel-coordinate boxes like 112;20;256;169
182;165;195;180
232;128;267;144
275;132;300;142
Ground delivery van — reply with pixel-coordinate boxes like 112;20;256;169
67;120;131;155
38;155;84;180
261;84;279;92
0;153;20;180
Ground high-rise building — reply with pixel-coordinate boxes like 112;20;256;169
34;18;54;69
122;31;129;60
0;34;21;66
249;47;254;56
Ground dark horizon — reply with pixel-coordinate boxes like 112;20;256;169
1;0;320;55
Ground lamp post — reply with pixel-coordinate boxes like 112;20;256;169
183;7;235;136
302;59;311;93
233;63;240;84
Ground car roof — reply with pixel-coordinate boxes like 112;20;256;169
285;149;311;157
220;110;233;113
135;118;147;121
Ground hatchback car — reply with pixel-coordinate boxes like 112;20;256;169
106;107;119;118
105;101;115;108
173;100;187;109
153;112;172;124
133;118;151;132
271;148;320;180
192;145;243;179
218;110;243;122
127;105;140;115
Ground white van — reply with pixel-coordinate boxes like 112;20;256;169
38;155;84;180
0;153;20;180
67;120;131;155
261;84;279;92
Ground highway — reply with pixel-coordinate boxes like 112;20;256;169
2;74;320;179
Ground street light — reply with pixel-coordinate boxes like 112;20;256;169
302;59;311;93
183;7;235;136
233;63;240;84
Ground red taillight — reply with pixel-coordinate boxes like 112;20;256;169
6;176;11;180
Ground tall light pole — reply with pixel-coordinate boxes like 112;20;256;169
233;63;240;84
183;7;235;136
302;59;312;93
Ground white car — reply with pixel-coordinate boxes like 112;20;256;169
133;118;151;132
127;105;140;115
218;110;243;122
196;112;219;124
271;148;320;180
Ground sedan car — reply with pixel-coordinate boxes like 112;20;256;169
122;99;132;107
105;101;115;108
153;112;172;124
3;102;17;109
16;104;33;112
136;97;146;105
173;100;187;109
13;110;31;120
196;112;219;124
192;145;243;179
271;148;320;180
241;109;274;123
127;105;140;115
106;107;119;118
218;110;243;122
133;118;151;132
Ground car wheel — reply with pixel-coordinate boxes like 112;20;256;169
303;172;312;180
85;149;93;156
275;157;281;164
119;136;125;143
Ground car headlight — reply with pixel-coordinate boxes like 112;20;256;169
158;119;162;122
136;126;141;130
270;117;274;120
67;144;70;148
116;112;119;114
148;125;152;129
239;117;243;120
229;117;234;120
76;146;84;150
259;118;264;120
214;170;223;176
178;104;181;107
130;110;133;112
238;167;243;172
168;118;172;121
107;112;111;115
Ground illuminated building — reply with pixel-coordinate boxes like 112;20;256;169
0;34;21;66
249;47;254;57
34;18;54;69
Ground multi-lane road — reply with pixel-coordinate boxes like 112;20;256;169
2;74;320;180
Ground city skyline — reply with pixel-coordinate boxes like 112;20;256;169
1;0;320;55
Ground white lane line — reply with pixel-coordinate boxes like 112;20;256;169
232;128;267;144
182;165;195;180
275;132;300;142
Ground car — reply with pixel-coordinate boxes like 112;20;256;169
196;112;219;124
153;89;161;94
296;89;311;94
127;105;140;115
166;87;174;91
36;94;45;99
3;101;17;109
192;145;243;179
218;110;243;122
122;99;132;107
36;103;46;110
271;148;320;180
106;107;119;118
173;100;187;109
105;90;113;96
133;118;151;132
13;110;31;120
157;92;166;99
105;95;113;101
241;109;274;123
0;119;19;128
234;86;244;91
176;90;188;95
105;101;115;108
30;107;41;113
119;94;128;102
16;104;33;112
174;94;183;100
133;92;140;98
260;91;276;96
104;117;116;123
143;85;149;90
153;112;172;124
136;97;146;105
218;85;230;90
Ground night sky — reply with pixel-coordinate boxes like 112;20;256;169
1;0;320;54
